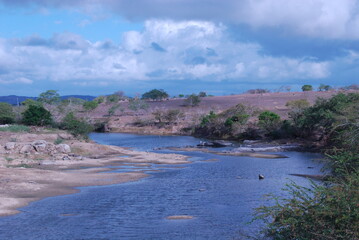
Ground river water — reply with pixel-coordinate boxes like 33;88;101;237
0;133;324;240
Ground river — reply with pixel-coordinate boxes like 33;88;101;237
0;133;324;239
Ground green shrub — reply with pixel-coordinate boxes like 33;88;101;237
200;111;217;126
258;111;281;133
0;102;15;124
60;112;93;138
83;100;98;111
22;105;52;126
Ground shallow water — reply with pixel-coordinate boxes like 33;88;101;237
0;133;324;240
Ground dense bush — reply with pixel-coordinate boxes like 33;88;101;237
256;173;359;240
22;105;52;126
195;104;252;139
60;112;93;138
83;100;99;111
246;89;270;94
258;111;281;133
256;93;359;240
0;102;15;124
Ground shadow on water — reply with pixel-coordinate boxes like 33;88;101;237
0;133;324;240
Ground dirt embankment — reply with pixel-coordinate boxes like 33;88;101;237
0;131;189;217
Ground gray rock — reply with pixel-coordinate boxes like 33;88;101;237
32;140;47;152
56;144;71;153
19;144;35;154
4;142;16;150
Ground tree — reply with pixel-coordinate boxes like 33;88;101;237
38;90;60;104
318;84;332;91
0;102;15;124
142;89;169;101
198;91;207;97
22;105;52;126
184;94;201;107
301;85;313;91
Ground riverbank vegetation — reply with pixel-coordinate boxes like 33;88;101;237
253;92;359;240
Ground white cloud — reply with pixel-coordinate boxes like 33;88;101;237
0;20;333;86
2;0;359;39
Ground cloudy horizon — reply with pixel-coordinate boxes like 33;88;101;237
0;0;358;96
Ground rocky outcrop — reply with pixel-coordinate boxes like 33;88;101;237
3;140;71;156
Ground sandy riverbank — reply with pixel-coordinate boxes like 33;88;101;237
0;131;189;217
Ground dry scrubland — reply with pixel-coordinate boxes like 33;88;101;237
83;91;340;135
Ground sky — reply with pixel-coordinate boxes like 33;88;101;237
0;0;358;97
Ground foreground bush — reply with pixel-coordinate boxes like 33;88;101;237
22;105;52;126
255;173;359;240
0;102;15;124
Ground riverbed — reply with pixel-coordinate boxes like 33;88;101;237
0;133;324;239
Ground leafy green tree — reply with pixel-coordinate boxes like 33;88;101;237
178;94;185;98
0;102;15;124
94;96;105;104
38;90;61;104
22;105;52;126
301;84;313;91
184;94;201;107
142;89;169;101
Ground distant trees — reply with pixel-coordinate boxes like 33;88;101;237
198;91;207;97
301;85;313;91
246;89;270;94
142;89;169;101
184;94;201;107
0;102;15;124
318;84;332;91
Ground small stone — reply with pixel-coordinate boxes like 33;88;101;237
4;142;16;150
259;174;265;180
56;144;71;153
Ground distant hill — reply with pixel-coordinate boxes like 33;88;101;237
0;95;96;105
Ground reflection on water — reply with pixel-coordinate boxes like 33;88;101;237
0;133;324;240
